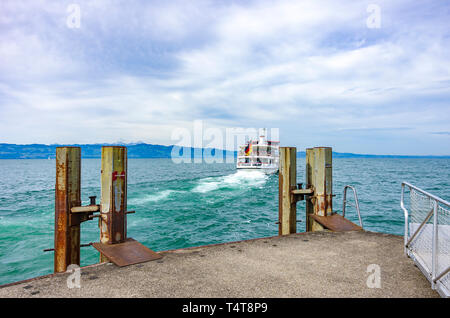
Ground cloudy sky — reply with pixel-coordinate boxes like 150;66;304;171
0;0;449;155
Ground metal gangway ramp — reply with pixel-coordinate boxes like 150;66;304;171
401;182;450;297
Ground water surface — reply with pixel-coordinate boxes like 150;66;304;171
0;158;449;285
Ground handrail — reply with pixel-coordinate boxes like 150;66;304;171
401;183;409;252
342;185;363;228
401;181;450;297
402;181;450;207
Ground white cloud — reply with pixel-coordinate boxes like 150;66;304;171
0;0;449;154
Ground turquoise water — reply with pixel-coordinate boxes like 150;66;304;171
0;158;449;286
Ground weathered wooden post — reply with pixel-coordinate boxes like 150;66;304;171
54;147;81;273
94;145;161;265
305;147;333;232
305;148;314;231
99;146;128;262
53;145;160;269
278;147;297;235
279;146;360;234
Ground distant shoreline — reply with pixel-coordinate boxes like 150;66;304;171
1;143;449;159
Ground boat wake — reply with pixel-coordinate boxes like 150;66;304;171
129;170;270;205
192;170;269;193
129;189;181;204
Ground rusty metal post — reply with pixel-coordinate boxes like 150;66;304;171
306;147;333;232
55;147;81;273
99;146;127;262
278;147;297;235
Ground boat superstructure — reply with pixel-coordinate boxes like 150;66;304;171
236;129;279;174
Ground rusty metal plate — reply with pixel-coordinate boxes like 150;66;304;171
92;238;162;267
310;213;363;232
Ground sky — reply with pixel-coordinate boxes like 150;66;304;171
0;0;449;155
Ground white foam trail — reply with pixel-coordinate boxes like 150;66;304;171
130;190;180;204
192;170;268;193
193;181;219;193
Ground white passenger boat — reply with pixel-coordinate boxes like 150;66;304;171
236;129;279;174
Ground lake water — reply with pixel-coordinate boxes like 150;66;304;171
0;158;449;285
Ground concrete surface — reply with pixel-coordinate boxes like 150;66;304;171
0;231;439;297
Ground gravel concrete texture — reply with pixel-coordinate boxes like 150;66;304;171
0;231;439;298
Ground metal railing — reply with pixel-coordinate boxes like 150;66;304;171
401;182;450;298
342;185;363;228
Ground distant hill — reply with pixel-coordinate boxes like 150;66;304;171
0;143;235;159
0;143;449;159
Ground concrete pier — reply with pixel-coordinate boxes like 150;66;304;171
0;231;438;298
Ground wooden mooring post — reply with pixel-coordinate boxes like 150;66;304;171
278;147;297;235
306;147;333;232
99;146;128;262
93;145;161;265
278;146;333;235
53;145;160;272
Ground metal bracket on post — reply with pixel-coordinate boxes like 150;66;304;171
292;183;315;202
70;196;99;226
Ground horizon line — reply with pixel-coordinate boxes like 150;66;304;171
0;142;449;158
